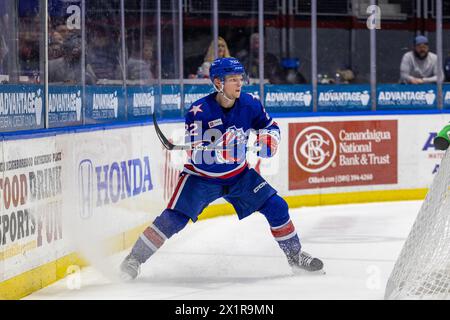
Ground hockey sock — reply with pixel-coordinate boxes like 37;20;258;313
259;194;301;259
270;220;301;260
130;209;190;263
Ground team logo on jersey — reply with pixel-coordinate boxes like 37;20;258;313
293;126;337;173
208;118;223;128
214;126;247;164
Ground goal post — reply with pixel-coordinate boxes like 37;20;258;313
385;149;450;299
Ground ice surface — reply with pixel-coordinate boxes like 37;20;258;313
24;201;420;300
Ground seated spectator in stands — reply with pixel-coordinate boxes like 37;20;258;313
86;27;121;81
0;5;8;77
194;36;231;78
400;35;443;84
280;58;307;84
444;54;450;82
49;31;64;60
0;34;8;75
236;33;284;84
49;35;96;84
127;39;155;82
55;24;70;41
19;35;40;80
336;68;355;84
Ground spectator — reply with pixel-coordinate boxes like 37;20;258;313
400;35;443;84
19;35;40;80
195;36;231;78
49;35;96;84
55;24;70;41
444;54;450;82
280;58;307;84
0;3;8;75
336;68;355;84
0;34;8;75
127;38;155;82
236;33;284;84
49;31;64;60
86;27;121;81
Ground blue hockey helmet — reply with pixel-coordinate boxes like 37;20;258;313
209;57;246;82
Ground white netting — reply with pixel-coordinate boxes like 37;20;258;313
385;149;450;300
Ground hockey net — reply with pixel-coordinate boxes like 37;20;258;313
385;149;450;300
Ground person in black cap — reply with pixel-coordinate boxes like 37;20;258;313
400;35;443;84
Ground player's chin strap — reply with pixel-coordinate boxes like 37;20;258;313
214;81;234;103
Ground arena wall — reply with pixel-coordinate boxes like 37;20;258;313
1;112;449;299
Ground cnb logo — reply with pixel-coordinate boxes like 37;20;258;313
293;126;337;173
78;159;93;219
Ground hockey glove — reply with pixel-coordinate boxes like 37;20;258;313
255;131;280;158
434;123;450;150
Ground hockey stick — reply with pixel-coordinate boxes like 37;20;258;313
152;112;262;152
152;111;188;150
153;111;220;151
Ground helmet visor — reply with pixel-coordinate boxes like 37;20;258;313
223;73;249;86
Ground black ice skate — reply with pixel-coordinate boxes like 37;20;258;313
120;254;141;281
288;251;324;274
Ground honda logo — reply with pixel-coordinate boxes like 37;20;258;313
78;159;93;219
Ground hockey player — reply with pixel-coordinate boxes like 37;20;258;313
120;57;324;280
